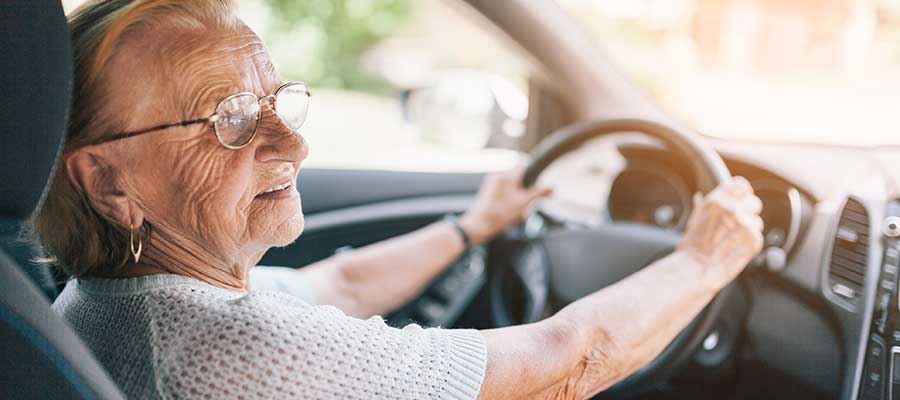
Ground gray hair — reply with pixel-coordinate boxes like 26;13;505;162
32;0;239;277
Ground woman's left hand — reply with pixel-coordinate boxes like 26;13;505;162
460;168;552;245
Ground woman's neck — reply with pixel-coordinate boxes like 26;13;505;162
113;231;262;292
115;259;250;292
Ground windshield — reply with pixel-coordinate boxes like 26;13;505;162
558;0;900;147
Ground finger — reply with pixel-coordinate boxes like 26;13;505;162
728;214;762;250
528;184;553;200
503;170;523;188
737;214;764;241
711;189;761;217
740;194;763;216
750;220;765;250
718;176;752;199
692;192;703;211
750;215;764;233
719;191;762;217
521;187;551;217
730;176;753;194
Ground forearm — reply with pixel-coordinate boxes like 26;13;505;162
552;250;717;397
301;169;548;318
477;317;584;400
477;251;718;400
302;220;468;318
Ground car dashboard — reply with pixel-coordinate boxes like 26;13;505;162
716;139;900;400
532;135;900;400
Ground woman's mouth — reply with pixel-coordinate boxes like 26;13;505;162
256;181;295;200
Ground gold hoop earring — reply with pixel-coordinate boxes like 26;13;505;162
130;223;142;263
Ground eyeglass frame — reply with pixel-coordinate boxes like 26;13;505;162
90;81;311;150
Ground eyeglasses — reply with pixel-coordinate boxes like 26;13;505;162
95;81;311;149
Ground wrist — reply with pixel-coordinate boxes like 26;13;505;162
458;212;496;245
672;249;721;294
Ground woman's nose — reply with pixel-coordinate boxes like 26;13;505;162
253;108;309;164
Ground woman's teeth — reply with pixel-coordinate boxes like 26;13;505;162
261;182;291;194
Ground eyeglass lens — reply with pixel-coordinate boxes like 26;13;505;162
212;82;310;148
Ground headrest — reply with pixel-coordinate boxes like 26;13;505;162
0;0;72;219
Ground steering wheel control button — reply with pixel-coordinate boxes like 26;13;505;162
701;331;719;352
885;216;900;238
764;247;787;272
653;205;676;227
765;228;786;248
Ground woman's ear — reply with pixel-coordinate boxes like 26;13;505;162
65;147;145;229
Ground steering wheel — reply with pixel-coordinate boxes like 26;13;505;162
489;116;733;398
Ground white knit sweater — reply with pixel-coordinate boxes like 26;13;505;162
53;268;486;400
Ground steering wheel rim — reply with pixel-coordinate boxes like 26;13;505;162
523;116;729;190
491;115;733;398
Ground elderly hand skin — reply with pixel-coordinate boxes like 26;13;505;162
460;168;552;245
678;176;764;291
477;177;763;400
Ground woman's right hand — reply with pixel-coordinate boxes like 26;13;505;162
677;176;764;291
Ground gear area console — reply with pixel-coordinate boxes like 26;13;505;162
859;203;900;400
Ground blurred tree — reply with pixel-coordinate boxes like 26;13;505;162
259;0;411;92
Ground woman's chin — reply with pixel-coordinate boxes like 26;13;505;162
270;211;305;247
245;194;305;248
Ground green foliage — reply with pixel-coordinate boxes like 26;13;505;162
259;0;411;92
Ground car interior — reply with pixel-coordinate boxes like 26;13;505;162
2;0;899;399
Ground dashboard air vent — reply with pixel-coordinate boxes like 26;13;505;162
828;199;869;304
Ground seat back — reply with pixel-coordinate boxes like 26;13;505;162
0;1;124;398
0;220;59;299
0;251;123;400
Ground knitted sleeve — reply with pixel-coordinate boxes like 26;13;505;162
148;289;486;400
249;265;317;304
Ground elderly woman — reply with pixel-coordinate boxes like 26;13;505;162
35;1;763;399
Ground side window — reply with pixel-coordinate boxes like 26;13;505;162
241;0;530;172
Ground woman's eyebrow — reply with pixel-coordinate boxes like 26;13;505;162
177;78;236;118
174;63;280;117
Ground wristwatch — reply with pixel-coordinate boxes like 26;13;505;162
444;214;471;249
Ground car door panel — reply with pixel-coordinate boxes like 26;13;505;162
297;168;484;214
260;168;482;267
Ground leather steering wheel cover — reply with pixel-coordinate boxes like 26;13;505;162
514;115;732;398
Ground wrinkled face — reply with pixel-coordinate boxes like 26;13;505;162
103;23;308;269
